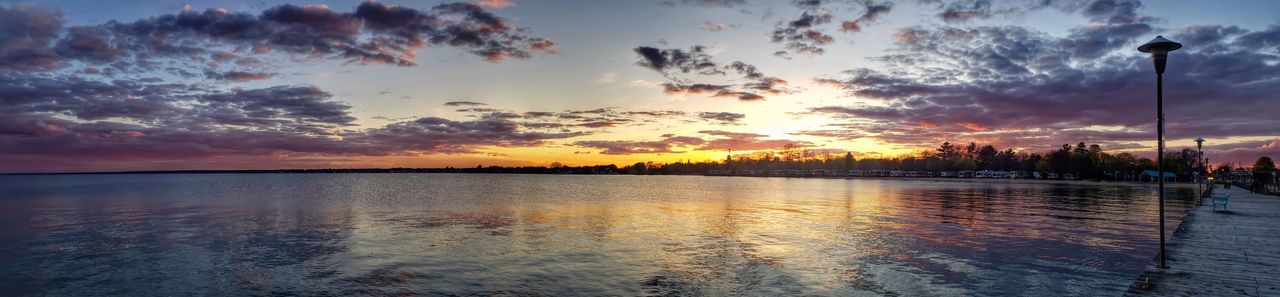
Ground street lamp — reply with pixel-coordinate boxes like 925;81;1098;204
1139;35;1182;269
1196;137;1205;200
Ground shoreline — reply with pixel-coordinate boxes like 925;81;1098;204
704;174;1202;188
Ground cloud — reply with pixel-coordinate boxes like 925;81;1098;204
200;85;358;127
204;70;273;82
635;45;791;101
769;0;898;56
771;10;835;55
574;135;707;155
623;110;687;117
700;22;733;32
471;0;516;9
698;130;811;151
629;79;664;89
0;107;587;170
804;14;1280;162
449;106;706;133
936;0;995;22
2;1;554;75
662;0;748;7
1201;139;1280;167
926;0;1087;23
698;112;746;125
840;1;892;33
444;101;487;106
595;72;618;83
354;116;584;154
0;4;65;70
634;45;725;77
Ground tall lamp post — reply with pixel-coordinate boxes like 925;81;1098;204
1196;137;1205;199
1139;35;1182;269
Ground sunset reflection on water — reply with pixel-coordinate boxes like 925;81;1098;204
0;174;1195;296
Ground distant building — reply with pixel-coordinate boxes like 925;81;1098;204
1140;170;1177;182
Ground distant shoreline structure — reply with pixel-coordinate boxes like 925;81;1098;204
0;168;1201;187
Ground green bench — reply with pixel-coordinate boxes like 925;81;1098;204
1211;192;1230;212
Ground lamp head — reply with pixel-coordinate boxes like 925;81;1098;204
1138;36;1183;54
1138;36;1182;74
1195;137;1205;144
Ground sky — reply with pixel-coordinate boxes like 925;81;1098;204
1;0;1278;173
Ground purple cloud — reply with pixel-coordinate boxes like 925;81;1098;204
805;13;1280;162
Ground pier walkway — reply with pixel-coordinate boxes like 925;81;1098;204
1126;184;1280;296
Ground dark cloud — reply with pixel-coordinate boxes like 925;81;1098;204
444;101;487;106
840;1;892;33
936;0;995;22
200;85;357;127
574;135;706;155
634;45;725;78
698;112;746;125
771;10;834;55
1234;24;1280;51
926;0;1087;23
769;0;901;56
623;110;687;117
0;113;72;137
635;46;790;101
2;1;553;74
204;70;273;82
0;4;65;70
354;116;584;154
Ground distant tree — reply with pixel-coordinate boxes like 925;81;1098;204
1048;146;1071;173
843;152;854;170
1136;158;1156;171
965;142;978;159
937;142;960;160
1073;142;1089;156
630;162;648;174
1020;153;1043;172
954;158;977;171
1109;152;1138;176
1035;159;1051;172
1255;156;1277;171
995;149;1017;171
923;156;946;171
977;145;998;169
1254;156;1276;184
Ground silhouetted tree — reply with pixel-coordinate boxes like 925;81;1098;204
937;142;960;160
1255;156;1276;184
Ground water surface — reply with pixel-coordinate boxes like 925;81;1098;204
0;174;1196;296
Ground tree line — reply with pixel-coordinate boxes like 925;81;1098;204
624;141;1209;181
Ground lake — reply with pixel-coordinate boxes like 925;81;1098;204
0;174;1197;296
